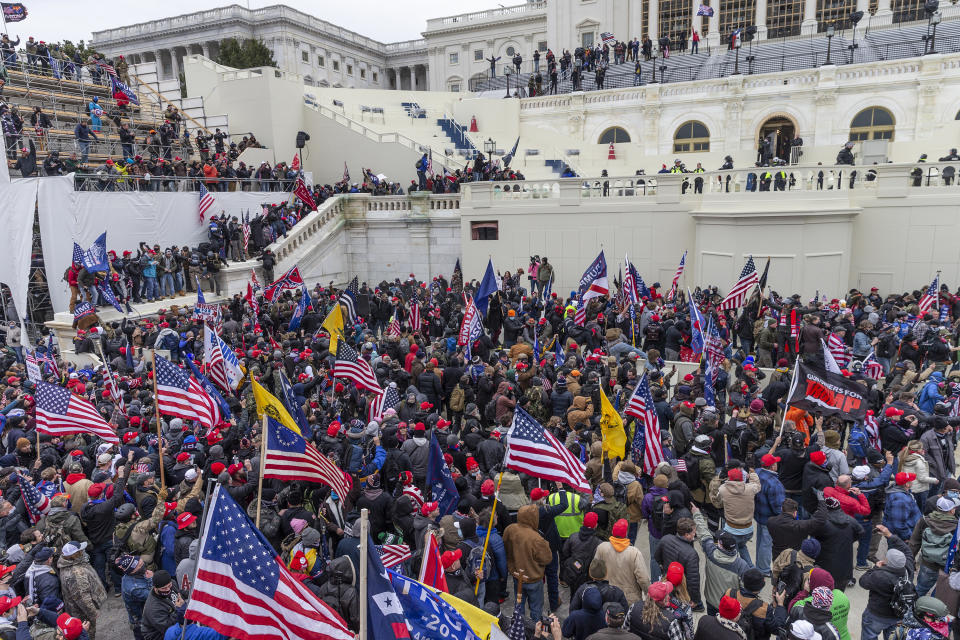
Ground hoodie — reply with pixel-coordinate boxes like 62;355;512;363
909;509;959;570
561;586;605;640
502;505;552;583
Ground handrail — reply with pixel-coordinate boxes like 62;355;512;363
69;174;295;192
131;73;213;136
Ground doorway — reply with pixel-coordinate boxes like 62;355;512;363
757;115;797;164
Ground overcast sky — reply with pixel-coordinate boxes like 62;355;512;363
10;1;510;44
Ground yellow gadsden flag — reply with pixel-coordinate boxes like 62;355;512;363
321;303;345;353
251;378;301;435
599;388;627;460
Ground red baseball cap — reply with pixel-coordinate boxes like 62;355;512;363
885;406;904;418
896;472;916;486
761;454;781;467
530;488;550;501
421;501;439;516
176;512;197;529
441;549;462;569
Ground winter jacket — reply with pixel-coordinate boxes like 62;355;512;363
502;505;552;583
724;587;788;640
562;586;606;640
562;527;602;592
787;600;844;640
692;614;749;640
919;428;955;484
717;472;761;529
39;508;89;547
593;537;650;602
694;512;750;608
640;486;669;538
822;485;871;518
882;484;922;540
858;534;914;617
801;460;833;515
754;468;785;525
314;556;359;630
475;524;507;581
400;436;430;480
141;586;186;640
654;533;702;605
813;507;863;587
567;396;594;428
571;579;629;613
909;509;959;570
58;552;106;626
80;475;127;545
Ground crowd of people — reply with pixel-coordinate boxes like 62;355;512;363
0;253;959;640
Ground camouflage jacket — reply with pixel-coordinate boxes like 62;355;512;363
57;552;106;621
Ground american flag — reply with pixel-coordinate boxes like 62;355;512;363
263;418;352;498
600;31;616;45
204;324;243;392
246;282;261;331
35;381;119;444
625;374;666;475
24;348;41;383
263;266;304;302
102;355;125;413
703;318;725;407
342;162;350;184
409;301;421;333
828;333;850;368
688;288;706;357
97;60;117;76
250;270;262;292
198;184;216;223
506;589;526;640
332;341;382;394
242;211;251;255
387;314;401;337
45;333;59;377
623;255;640;304
155;354;221;428
184;486;352;640
377;544;412;569
369;385;401;422
862;350;884;380
918;275;940;315
13;474;50;525
718;256;759;311
578;251;609;301
574;298;587;326
823;339;842;374
504;406;590;492
339;276;359;324
667;251;687;302
864;410;881;452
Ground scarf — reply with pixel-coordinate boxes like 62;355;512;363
24;562;51;602
618;471;637;485
715;615;747;640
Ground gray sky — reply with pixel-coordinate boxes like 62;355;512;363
9;1;509;44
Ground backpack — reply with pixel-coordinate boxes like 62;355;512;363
108;521;137;569
890;574;917;618
462;538;491;582
727;590;764;640
921;525;954;566
613;481;628;505
778;550;805;603
680;453;703;492
449;386;466;413
41;516;72;551
484;396;499;424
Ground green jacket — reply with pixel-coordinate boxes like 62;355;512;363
794;589;851;640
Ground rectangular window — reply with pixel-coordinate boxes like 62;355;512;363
449;52;459;64
333;60;340;71
360;68;366;79
318;55;325;67
581;32;594;48
450;83;461;92
301;51;308;62
471;221;499;240
347;64;353;75
538;41;548;51
474;49;484;60
373;71;378;82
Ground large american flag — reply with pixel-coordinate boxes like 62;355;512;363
828;333;850;368
155;354;221;428
332;341;381;394
377;544;412;569
204;324;243;392
667;251;687;302
35;381;119;444
703;318;726;407
918;275;940;315
263;417;352;498
504;406;590;492
387;313;402;337
625;374;666;474
185;486;352;640
263;266;304;302
863;410;881;451
369;385;401;422
198;184;216;223
623;255;641;304
13;474;50;525
409;300;421;333
339;276;359;324
578;251;609;301
862;349;884;380
718;256;759;311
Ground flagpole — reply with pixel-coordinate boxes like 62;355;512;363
255;413;267;528
150;350;167;492
475;445;509;595
180;475;216;640
359;507;369;640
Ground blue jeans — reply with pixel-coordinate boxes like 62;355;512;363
861;609;901;640
728;530;754;566
545;549;560;611
914;490;928;511
160;273;175;297
649;533;662;582
916;564;940;597
518;580;544;622
144;277;159;301
173;272;184;294
856;516;873;566
610;342;645;358
755;524;772;575
90;540;112;589
78;139;90;162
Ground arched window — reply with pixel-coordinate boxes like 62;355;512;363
849;107;895;141
598;127;631;144
674;121;710;153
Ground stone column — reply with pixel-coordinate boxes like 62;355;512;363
756;0;769;40
707;0;721;49
801;0;818;35
169;49;180;81
153;50;164;78
202;43;211;59
874;0;893;24
649;0;659;41
856;0;868;12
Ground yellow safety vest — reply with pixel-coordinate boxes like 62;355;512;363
548;491;584;539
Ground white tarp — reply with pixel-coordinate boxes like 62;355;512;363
0;178;38;321
37;175;284;313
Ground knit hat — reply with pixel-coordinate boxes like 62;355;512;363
852;465;871;480
809;451;827;466
742;568;765;592
749;398;765;413
808;567;835;591
480;479;495;496
727;468;743;481
788;620;822;640
718;594;741;620
612;519;628;538
811;586;833;610
648;581;673;602
583;511;598;529
653;474;669;488
823;430;841;449
666;562;684;586
152;570;173;587
885;548;906;570
895;472;916;486
800;538;822;558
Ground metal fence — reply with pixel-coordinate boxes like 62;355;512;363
72;174;296;193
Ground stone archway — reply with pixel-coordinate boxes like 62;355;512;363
756;113;798;164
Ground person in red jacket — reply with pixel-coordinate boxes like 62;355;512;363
823;475;871;517
66;263;81;313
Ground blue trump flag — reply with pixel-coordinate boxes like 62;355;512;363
475;259;498;315
387;570;480;640
278;371;311;440
288;287;309;331
185;355;232;420
367;536;413;640
96;280;124;314
72;232;110;273
426;432;459;516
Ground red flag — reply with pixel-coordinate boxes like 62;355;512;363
291;153;301;172
417;532;448;593
293;177;316;210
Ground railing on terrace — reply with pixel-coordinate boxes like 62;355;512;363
71;174;296;193
427;1;547;28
